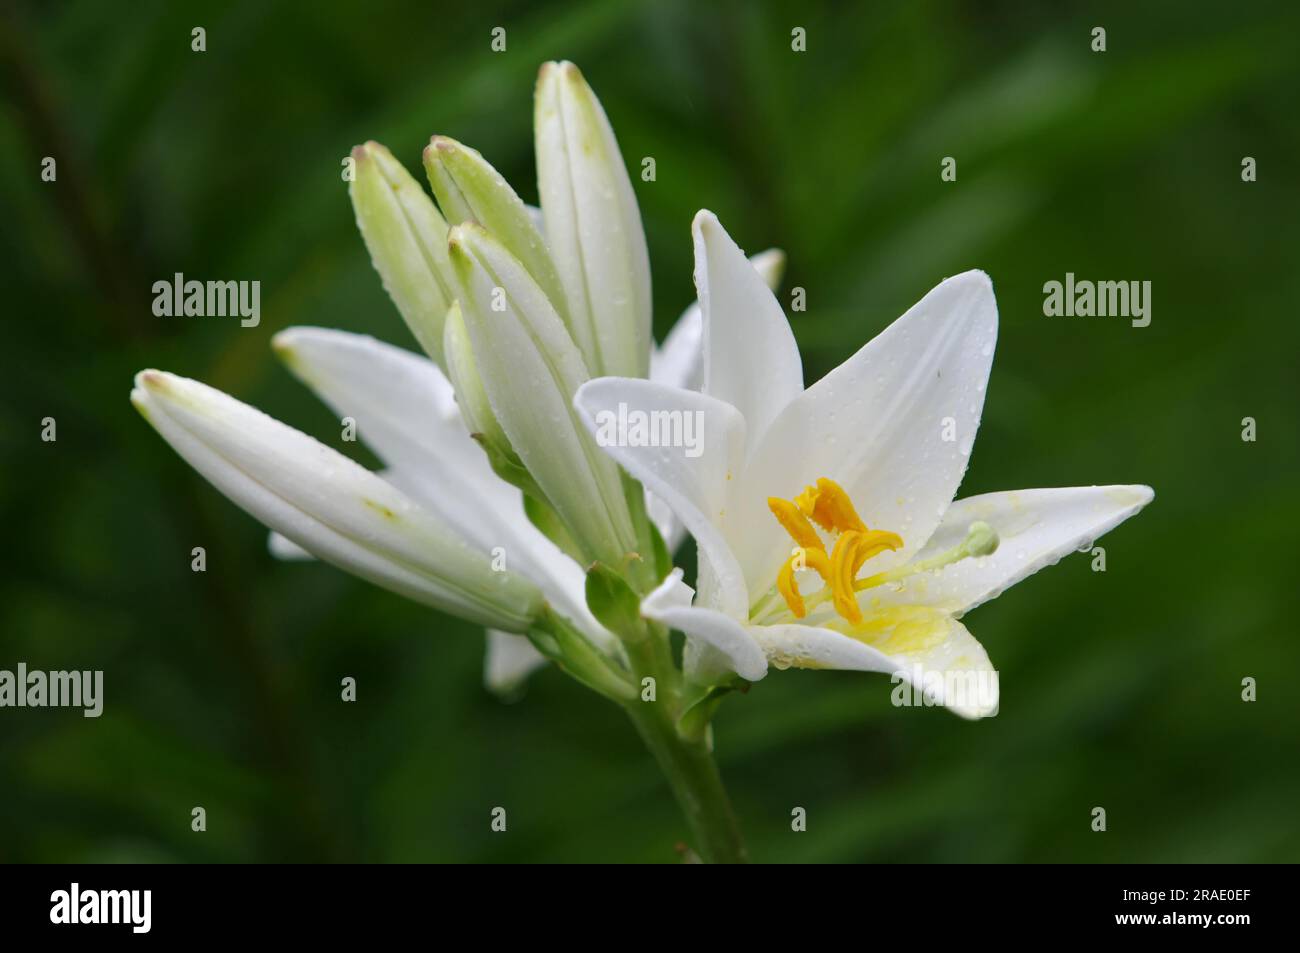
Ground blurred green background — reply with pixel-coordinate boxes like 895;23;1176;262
2;0;1297;863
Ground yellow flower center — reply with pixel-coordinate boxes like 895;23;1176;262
765;477;903;625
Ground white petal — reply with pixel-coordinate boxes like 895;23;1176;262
574;377;749;616
651;248;786;393
752;613;998;719
738;270;998;591
883;484;1155;616
750;623;897;673
694;211;803;447
132;371;542;630
484;629;549;694
449;223;638;566
274;329;525;552
906;617;999;719
268;531;312;560
642;570;767;683
645;490;686;553
650;305;702;391
641;566;694;614
266;465;473;561
748;249;788;297
272;326;461;474
535;61;651;379
272;326;616;649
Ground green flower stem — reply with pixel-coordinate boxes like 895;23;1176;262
624;692;748;864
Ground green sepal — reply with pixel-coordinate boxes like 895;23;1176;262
620;472;671;593
676;681;745;744
585;562;649;644
473;432;541;498
647;517;672;583
528;605;636;702
523;493;582;562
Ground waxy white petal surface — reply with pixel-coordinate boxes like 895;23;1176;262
642;570;768;683
273;326;615;648
879;484;1155;616
694;210;804;449
575;377;749;615
737;270;998;591
132;371;542;630
535;61;651;379
450;223;637;567
652;247;786;393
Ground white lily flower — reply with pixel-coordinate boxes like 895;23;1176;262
130;56;1153;860
575;210;1155;718
265;318;752;695
130;370;543;632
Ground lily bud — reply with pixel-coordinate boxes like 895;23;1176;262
349;141;454;366
535;61;651;379
442;301;512;455
131;369;543;631
423;136;569;319
447;222;638;568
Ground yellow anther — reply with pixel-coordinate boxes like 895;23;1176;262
795;477;867;534
776;547;832;619
830;532;866;624
767;497;825;553
768;477;904;624
793;485;821;521
856;528;904;561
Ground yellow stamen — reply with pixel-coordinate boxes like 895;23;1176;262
829;532;866;623
795;477;867;534
776;547;832;619
855;528;905;565
767;477;903;624
767;497;825;553
793;485;821;522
